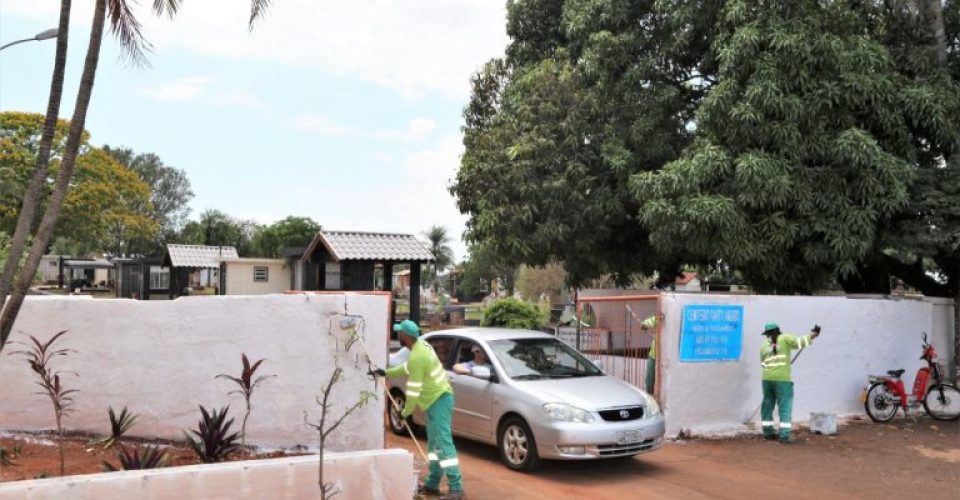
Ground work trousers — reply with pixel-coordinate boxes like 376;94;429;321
425;392;463;492
761;380;794;440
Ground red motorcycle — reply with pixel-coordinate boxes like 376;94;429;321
862;333;960;422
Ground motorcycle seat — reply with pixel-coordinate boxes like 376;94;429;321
887;369;905;378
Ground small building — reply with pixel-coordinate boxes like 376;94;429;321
218;258;291;295
60;258;115;289
163;244;238;297
294;230;434;324
39;255;66;284
115;256;168;300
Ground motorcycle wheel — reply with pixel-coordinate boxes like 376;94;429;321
864;382;899;422
922;384;960;421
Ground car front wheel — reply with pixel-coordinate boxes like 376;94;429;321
388;390;414;436
497;416;540;471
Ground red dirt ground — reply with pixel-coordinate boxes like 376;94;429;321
3;417;957;499
388;416;960;500
0;433;299;482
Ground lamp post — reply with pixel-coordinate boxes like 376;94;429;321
0;28;58;51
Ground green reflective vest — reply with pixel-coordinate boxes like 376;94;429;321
760;333;813;381
643;315;658;359
385;339;452;415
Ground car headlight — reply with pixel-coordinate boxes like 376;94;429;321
644;393;661;417
543;403;595;423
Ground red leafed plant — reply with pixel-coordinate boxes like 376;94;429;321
9;330;77;476
217;354;275;450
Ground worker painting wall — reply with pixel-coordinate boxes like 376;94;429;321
0;294;388;450
658;294;955;437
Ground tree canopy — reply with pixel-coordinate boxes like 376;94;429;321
0;112;157;256
105;145;194;255
453;0;960;298
249;215;321;258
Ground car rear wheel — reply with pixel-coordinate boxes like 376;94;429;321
498;416;540;471
388;390;415;436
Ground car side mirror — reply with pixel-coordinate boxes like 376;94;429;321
471;366;493;381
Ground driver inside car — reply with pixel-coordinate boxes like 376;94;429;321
453;345;491;375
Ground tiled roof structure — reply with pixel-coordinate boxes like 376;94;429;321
303;231;434;262
166;244;239;268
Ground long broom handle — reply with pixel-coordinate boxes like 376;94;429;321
356;335;430;463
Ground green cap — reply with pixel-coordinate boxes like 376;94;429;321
762;323;779;335
393;319;420;339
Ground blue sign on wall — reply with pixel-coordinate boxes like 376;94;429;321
679;304;744;362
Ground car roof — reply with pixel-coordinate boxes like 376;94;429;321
422;327;555;342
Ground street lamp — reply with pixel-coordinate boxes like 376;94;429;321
0;28;58;51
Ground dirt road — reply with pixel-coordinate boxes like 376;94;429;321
387;416;959;500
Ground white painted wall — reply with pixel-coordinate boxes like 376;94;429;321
0;294;389;450
0;449;414;500
221;259;291;295
658;294;956;437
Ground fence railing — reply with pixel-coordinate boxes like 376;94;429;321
572;295;660;392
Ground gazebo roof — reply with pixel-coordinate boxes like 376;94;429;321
302;231;434;263
164;244;238;268
63;259;114;269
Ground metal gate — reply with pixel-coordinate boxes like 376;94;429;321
570;294;661;395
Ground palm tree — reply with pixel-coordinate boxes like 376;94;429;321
0;0;274;352
422;225;455;291
0;0;72;326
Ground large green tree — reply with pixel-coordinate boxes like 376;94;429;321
452;0;724;286
0;112;157;256
634;1;929;293
249;215;321;258
104;145;194;255
178;209;260;256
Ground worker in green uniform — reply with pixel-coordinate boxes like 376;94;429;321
760;323;821;443
642;315;658;395
373;320;464;499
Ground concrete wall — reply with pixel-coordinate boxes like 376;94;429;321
658;294;956;437
0;449;414;500
222;260;291;295
0;294;389;450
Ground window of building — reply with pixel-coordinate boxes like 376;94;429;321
49;261;57;267
149;266;170;289
254;266;269;282
325;261;341;290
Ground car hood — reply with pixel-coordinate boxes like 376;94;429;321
513;375;648;410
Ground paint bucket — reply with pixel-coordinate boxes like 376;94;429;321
809;412;837;435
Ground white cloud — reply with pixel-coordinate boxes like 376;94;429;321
142;0;507;99
0;1;61;21
292;114;348;136
138;76;212;102
207;90;268;110
377;118;436;142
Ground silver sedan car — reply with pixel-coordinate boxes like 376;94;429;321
386;328;665;471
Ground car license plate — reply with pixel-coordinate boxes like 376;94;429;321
616;430;643;445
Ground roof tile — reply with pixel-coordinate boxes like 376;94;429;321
319;231;434;261
166;244;239;268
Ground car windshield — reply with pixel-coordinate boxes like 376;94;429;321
488;338;602;380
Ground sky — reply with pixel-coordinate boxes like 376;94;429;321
0;0;510;260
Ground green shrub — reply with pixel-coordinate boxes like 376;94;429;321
481;297;544;329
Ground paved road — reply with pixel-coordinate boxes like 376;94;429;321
386;416;959;499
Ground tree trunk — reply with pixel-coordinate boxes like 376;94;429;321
0;0;72;321
919;0;949;68
0;0;106;349
954;281;959;382
918;0;959;381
